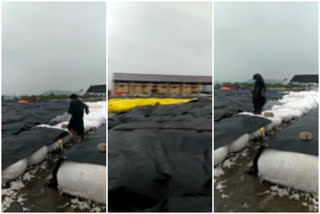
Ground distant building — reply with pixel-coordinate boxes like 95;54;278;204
86;85;106;96
112;73;212;96
290;75;318;87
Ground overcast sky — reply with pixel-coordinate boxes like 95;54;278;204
108;2;212;88
2;2;106;96
215;2;318;83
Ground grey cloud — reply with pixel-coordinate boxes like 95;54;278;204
2;2;106;95
214;2;318;82
108;2;212;88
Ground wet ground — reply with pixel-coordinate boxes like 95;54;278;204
2;146;106;212
214;124;318;212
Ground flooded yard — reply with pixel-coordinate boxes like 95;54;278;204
2;152;106;212
214;134;318;212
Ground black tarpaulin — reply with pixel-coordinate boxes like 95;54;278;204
265;108;318;156
109;98;212;130
109;130;211;212
214;90;283;121
64;125;106;166
2;127;68;169
113;121;211;131
2;102;69;169
108;98;212;212
214;114;271;149
2;102;68;135
214;90;252;121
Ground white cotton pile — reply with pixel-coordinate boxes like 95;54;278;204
2;101;107;205
214;146;228;166
265;116;282;131
257;90;319;194
258;149;318;194
2;159;28;185
38;101;106;131
43;101;107;204
2;133;73;185
214;133;250;166
83;101;106;129
271;91;318;122
241;90;318;130
214;90;319;166
57;161;106;204
228;134;250;153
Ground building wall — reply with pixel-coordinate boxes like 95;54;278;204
157;84;168;94
192;84;201;94
182;84;192;94
169;84;181;95
113;81;210;95
143;84;153;94
114;82;129;94
86;92;106;97
132;83;143;95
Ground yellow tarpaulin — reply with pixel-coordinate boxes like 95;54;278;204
108;98;194;113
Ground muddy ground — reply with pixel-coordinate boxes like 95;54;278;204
214;123;318;212
2;145;106;212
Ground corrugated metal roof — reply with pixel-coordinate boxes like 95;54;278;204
113;73;212;83
290;75;318;83
86;85;106;93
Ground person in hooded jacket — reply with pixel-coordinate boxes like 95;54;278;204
67;94;89;143
252;73;266;114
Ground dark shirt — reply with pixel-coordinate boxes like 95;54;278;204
68;99;89;119
252;81;265;99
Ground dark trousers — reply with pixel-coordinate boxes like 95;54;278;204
68;117;84;139
253;97;266;114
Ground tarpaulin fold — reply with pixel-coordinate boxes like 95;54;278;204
265;108;318;156
64;125;106;166
108;98;212;212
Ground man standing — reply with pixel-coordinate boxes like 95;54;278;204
67;94;89;143
252;73;266;114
